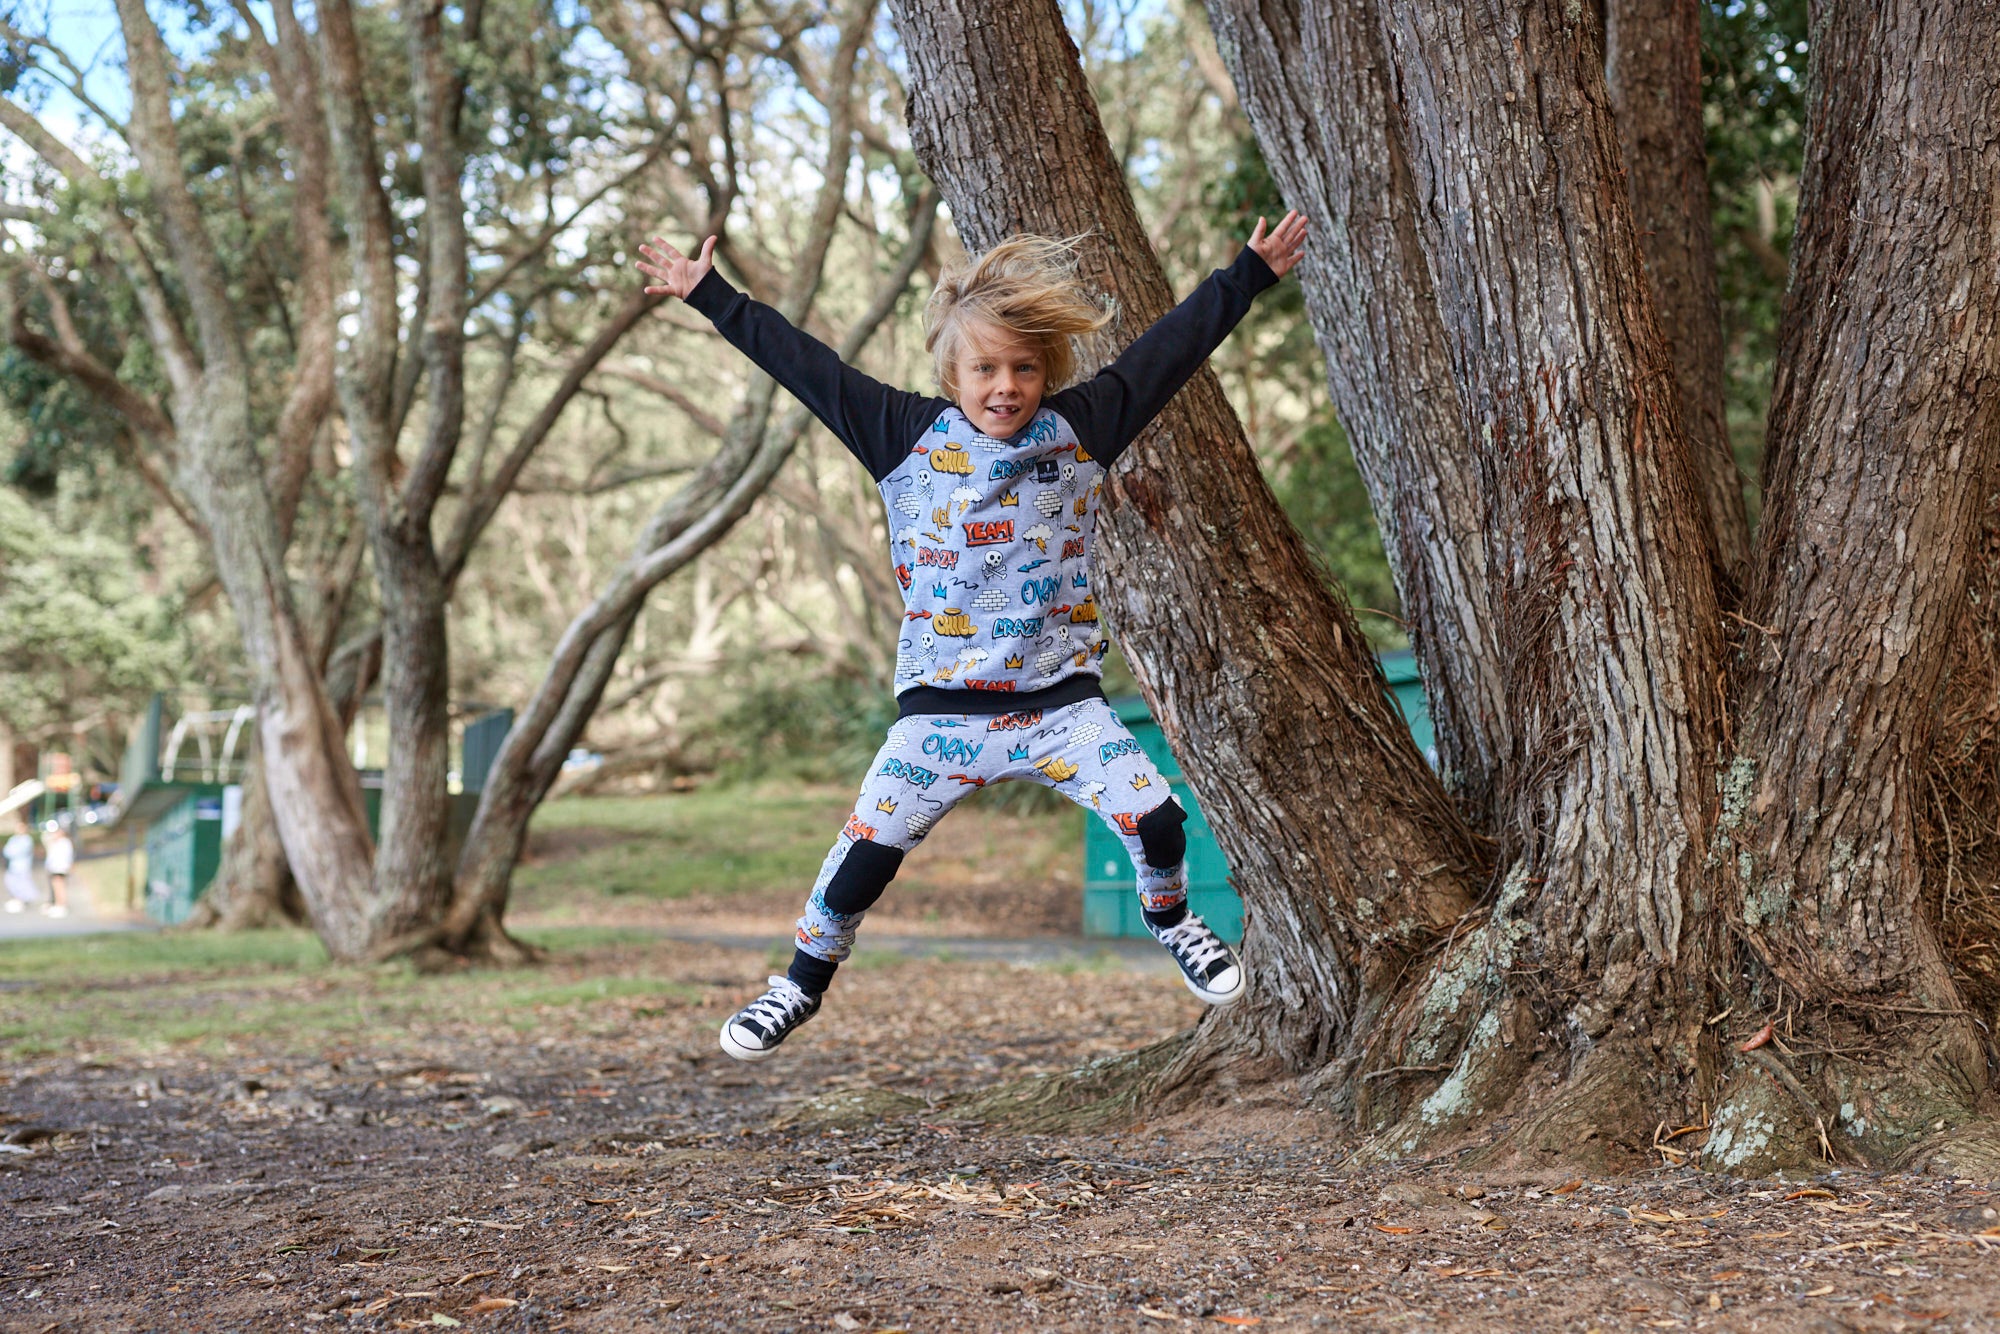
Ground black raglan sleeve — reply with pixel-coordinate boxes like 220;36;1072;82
684;268;947;481
1045;246;1278;466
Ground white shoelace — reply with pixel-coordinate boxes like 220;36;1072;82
740;976;813;1031
1155;915;1231;973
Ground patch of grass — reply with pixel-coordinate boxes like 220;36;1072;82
514;786;854;904
0;926;696;1060
0;928;330;982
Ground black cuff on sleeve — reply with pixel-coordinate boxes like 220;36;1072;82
683;266;738;319
1230;245;1279;294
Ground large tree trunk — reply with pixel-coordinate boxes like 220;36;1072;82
108;0;380;960
1725;0;2000;1168
1605;0;1751;593
1022;0;2000;1174
890;0;1485;1080
1291;0;1728;1165
1199;0;1508;832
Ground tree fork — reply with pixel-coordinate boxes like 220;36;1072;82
891;0;1485;1089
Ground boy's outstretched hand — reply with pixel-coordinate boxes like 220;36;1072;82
1247;210;1308;279
637;234;717;299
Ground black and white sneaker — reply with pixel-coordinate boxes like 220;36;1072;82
719;976;821;1062
1148;913;1245;1005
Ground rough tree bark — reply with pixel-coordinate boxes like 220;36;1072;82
1725;0;2000;1171
1199;0;1508;832
1003;0;2000;1173
890;0;1485;1082
1605;0;1751;593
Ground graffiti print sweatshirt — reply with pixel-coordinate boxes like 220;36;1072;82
685;246;1278;718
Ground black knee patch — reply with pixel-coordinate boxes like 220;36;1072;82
1136;799;1188;870
822;838;905;916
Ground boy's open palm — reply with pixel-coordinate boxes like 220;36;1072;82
637;234;717;299
1247;210;1308;279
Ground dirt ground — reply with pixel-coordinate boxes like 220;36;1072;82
6;925;2000;1334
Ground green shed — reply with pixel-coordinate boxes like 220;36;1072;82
144;786;227;925
1083;651;1433;942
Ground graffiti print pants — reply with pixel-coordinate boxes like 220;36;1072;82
794;699;1187;963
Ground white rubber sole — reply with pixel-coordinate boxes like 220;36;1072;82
718;1023;783;1063
1180;966;1245;1006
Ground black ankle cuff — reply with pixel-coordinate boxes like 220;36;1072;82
1143;902;1188;930
787;948;839;996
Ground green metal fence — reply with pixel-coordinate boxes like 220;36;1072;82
1083;651;1433;942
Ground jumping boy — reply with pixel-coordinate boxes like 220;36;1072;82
637;212;1308;1061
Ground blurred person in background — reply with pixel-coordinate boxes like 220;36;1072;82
40;820;71;918
3;816;35;913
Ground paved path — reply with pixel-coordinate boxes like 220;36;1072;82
657;926;1176;973
0;855;154;941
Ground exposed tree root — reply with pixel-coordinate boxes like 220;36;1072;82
1900;1120;2000;1178
942;1033;1196;1133
774;1087;929;1133
1350;996;1533;1166
388;909;548;971
1455;1044;1670;1175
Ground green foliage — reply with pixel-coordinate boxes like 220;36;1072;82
710;673;902;783
1703;0;1809;505
0;484;181;737
1266;418;1400;624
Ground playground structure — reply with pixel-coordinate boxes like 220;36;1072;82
108;695;515;923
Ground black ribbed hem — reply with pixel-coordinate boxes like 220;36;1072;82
787;948;838;997
1142;902;1189;930
683;266;737;318
894;674;1106;719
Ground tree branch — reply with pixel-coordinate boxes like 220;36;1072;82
2;264;175;443
595;362;730;438
440;286;663;585
111;0;247;385
0;94;201;397
260;0;339;542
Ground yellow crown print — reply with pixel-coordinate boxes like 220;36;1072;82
998;491;1020;507
876;797;899;814
1130;774;1151;790
1004;653;1025;670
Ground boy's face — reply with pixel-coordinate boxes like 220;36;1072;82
954;320;1046;438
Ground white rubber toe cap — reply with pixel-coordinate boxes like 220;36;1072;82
719;1021;780;1062
1185;962;1244;1006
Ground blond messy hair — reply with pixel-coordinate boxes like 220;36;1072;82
924;234;1113;398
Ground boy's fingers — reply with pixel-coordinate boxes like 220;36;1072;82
698;235;717;264
1250;215;1267;245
